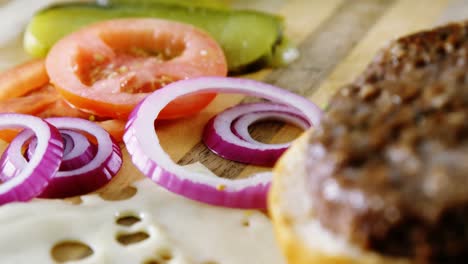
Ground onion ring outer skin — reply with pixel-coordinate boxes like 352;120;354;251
0;114;63;205
203;102;312;166
37;117;122;198
124;77;322;209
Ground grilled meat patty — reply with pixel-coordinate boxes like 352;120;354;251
306;21;468;263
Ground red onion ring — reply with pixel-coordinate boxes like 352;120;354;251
27;129;96;171
0;114;63;205
234;111;310;144
124;77;322;208
61;133;76;157
233;108;310;143
42;118;122;198
9;117;122;198
203;102;312;166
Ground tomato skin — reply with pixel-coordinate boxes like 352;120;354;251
46;18;227;120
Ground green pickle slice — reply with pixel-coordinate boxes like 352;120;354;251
100;0;229;9
24;2;289;72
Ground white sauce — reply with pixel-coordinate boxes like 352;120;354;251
0;177;285;264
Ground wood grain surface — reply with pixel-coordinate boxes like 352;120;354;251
1;0;466;261
96;0;466;198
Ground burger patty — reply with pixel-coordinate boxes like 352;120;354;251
305;21;468;263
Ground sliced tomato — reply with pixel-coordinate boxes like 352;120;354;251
0;84;126;142
0;60;126;142
0;59;48;100
46;18;228;120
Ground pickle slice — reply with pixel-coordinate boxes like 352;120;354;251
24;2;284;72
99;0;229;9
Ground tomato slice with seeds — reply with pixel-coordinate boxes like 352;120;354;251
46;18;228;120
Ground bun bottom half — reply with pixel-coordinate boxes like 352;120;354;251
268;132;410;264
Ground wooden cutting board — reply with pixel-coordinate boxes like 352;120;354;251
1;0;467;261
99;0;466;197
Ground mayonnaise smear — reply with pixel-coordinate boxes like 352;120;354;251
0;176;284;264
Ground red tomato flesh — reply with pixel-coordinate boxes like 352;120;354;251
46;18;228;120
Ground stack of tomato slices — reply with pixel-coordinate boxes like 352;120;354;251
0;18;227;142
